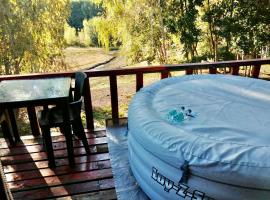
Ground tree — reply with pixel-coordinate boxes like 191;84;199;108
92;0;269;64
68;0;102;33
0;0;70;75
162;0;203;62
233;0;270;58
201;0;270;61
92;0;171;64
64;23;78;46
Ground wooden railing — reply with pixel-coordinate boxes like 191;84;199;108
0;58;270;133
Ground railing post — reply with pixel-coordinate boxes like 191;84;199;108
7;109;20;142
109;75;119;119
136;72;143;92
161;70;169;79
84;78;94;130
185;68;193;75
209;67;217;74
231;66;240;75
27;106;40;136
251;64;261;78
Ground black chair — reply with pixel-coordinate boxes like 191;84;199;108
37;72;90;168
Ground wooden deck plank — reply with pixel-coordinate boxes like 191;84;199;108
4;153;110;173
5;160;111;182
8;168;113;191
0;130;107;149
0;129;117;199
12;178;115;200
56;188;117;200
1;144;108;165
0;137;108;157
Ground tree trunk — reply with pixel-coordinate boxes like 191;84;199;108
4;59;11;75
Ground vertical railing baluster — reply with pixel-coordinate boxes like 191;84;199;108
136;72;143;91
7;109;20;142
252;64;261;78
161;70;169;79
109;75;119;119
231;66;240;75
209;67;217;74
27;106;40;136
185;68;193;75
84;78;94;130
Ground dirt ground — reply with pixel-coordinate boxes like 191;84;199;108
63;47;117;71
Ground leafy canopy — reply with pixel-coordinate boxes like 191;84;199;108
0;0;70;74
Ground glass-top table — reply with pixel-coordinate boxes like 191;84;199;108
0;78;71;106
0;77;75;166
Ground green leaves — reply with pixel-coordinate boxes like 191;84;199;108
0;0;70;74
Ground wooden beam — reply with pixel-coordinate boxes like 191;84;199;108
109;75;119;119
185;69;193;75
1;59;269;80
161;70;169;79
231;66;240;75
209;67;217;74
136;72;143;91
252;64;261;78
27;106;40;136
7;109;20;143
84;79;94;130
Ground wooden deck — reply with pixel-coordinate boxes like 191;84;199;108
0;129;117;200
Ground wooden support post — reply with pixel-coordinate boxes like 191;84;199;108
185;69;193;75
161;70;169;79
109;75;119;120
84;79;94;130
231;66;240;75
136;72;143;92
209;67;217;74
27;106;40;136
7;109;20;142
251;64;261;78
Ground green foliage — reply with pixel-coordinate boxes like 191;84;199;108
65;19;99;47
92;0;174;64
68;0;102;32
233;0;270;57
0;0;70;75
201;0;270;61
162;0;204;61
92;0;269;64
64;23;78;46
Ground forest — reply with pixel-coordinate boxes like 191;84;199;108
0;0;269;75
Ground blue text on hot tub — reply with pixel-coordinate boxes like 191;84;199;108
151;167;212;200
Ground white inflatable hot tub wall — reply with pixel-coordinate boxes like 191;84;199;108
128;75;270;200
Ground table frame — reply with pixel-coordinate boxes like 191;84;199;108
0;78;75;166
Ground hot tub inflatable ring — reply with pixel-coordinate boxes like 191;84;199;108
128;75;270;200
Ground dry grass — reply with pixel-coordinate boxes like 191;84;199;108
63;47;117;71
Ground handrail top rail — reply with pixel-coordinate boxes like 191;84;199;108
0;58;269;81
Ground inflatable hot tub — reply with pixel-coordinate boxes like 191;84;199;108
128;75;270;200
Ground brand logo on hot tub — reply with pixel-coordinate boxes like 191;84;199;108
151;167;213;200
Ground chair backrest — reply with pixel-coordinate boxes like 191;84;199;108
74;72;87;101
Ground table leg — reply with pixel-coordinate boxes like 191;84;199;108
62;100;75;167
7;109;21;143
41;126;56;168
27;106;40;136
